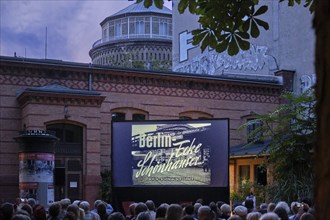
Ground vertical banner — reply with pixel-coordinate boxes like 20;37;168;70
19;153;55;202
47;185;54;205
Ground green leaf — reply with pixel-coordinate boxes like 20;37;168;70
254;5;268;16
251;20;260;38
254;18;269;30
309;1;315;13
236;36;251;51
242;19;251;32
304;0;312;7
236;31;250;39
144;0;152;8
228;37;239;56
209;35;218;48
305;0;315;13
192;30;207;44
188;0;197;14
251;5;255;14
200;34;210;52
288;0;294;6
216;33;230;41
154;0;164;9
215;38;229;53
178;0;188;14
199;16;210;26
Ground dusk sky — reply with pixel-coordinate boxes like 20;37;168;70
0;0;172;64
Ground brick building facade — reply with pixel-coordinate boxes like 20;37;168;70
0;56;283;205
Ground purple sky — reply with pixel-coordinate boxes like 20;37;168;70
0;0;172;63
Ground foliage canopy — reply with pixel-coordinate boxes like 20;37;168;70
137;0;316;203
138;0;314;56
240;89;316;202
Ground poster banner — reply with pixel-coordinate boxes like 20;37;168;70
47;185;54;205
19;153;54;182
19;182;38;199
132;123;212;185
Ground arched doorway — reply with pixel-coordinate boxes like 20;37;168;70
47;123;83;201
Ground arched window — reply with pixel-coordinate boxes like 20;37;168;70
246;118;263;143
133;113;146;121
179;116;192;120
112;112;126;122
48;124;82;145
111;108;148;121
241;114;264;143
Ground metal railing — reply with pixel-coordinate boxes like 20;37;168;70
92;34;172;48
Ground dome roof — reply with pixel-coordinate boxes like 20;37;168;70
109;2;171;18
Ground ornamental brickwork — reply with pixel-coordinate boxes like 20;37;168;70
0;56;282;204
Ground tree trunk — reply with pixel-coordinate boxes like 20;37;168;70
314;0;330;219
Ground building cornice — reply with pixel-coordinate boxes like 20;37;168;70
0;56;282;104
16;90;105;107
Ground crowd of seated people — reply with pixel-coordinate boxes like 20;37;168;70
0;196;315;220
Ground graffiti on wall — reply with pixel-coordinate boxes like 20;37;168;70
175;44;278;75
300;74;316;93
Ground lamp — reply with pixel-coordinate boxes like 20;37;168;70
64;105;71;119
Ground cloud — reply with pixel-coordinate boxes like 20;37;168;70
1;0;76;59
66;1;133;63
0;0;172;63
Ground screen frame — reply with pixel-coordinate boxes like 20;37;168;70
111;118;230;188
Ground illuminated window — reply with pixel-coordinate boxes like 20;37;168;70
239;165;250;181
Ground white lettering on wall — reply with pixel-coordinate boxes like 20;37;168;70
179;31;198;62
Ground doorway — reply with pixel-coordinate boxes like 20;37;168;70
47;123;83;201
